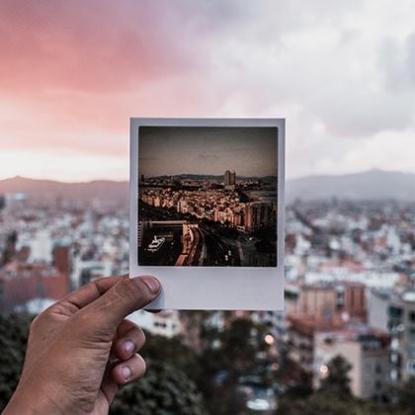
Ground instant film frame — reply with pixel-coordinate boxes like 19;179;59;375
130;118;285;310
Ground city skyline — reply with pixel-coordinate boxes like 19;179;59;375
139;127;277;177
143;171;276;179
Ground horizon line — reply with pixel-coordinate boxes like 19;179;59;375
0;168;413;185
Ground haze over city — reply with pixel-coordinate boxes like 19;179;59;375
1;0;415;181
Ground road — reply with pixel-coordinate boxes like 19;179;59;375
199;224;241;266
139;201;277;267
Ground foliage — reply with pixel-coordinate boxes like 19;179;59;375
281;369;313;399
278;390;414;415
142;332;201;382
0;314;208;414
391;376;415;409
110;361;207;415
197;317;271;415
319;355;352;396
1;313;414;415
0;313;31;411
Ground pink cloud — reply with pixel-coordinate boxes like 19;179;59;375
0;0;223;160
0;1;199;94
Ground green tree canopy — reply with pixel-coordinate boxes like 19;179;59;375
110;361;207;415
320;355;352;396
0;313;31;411
0;314;208;414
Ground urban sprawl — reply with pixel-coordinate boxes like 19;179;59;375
0;191;414;408
138;171;277;267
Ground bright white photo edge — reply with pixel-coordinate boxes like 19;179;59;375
129;118;285;311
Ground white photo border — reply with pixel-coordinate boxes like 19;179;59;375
130;118;285;310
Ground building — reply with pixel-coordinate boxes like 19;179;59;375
287;316;345;372
53;245;72;276
230;170;236;185
314;327;390;400
288;282;367;322
298;284;337;320
368;288;415;382
0;261;69;312
245;202;274;232
129;309;182;338
288;315;390;400
224;170;236;190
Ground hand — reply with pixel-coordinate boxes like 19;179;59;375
3;275;161;415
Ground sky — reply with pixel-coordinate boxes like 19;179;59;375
139;127;277;177
1;0;415;182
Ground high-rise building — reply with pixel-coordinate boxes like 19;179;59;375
224;170;231;186
245;202;275;231
230;170;236;185
224;170;236;189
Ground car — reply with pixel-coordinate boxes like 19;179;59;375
237;380;277;413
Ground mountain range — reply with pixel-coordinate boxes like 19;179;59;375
0;170;413;204
287;169;415;202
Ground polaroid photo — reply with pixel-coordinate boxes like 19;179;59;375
130;118;285;310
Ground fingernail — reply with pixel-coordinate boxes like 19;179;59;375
121;365;132;380
138;276;161;294
123;340;135;354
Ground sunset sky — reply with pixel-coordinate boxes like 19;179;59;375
1;0;415;181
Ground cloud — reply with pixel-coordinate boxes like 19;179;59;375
0;0;415;179
0;0;198;94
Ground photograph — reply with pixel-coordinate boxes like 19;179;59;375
137;126;278;267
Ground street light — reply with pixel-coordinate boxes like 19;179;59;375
319;364;329;378
264;334;274;345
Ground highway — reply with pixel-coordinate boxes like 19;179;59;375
198;224;241;266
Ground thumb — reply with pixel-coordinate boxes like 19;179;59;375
79;276;161;331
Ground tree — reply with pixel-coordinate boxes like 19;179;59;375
110;361;207;415
391;376;415;410
0;313;31;411
197;317;272;415
320;355;352;396
0;314;208;414
142;332;202;387
278;390;414;415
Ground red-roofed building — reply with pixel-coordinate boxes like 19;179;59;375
0;261;69;313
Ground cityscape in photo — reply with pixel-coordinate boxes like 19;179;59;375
137;126;278;267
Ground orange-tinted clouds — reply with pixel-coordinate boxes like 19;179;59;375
0;1;193;94
0;0;215;168
1;1;415;180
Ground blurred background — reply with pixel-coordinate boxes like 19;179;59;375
0;1;414;414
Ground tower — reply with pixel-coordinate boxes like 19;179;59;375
224;170;236;190
224;170;231;186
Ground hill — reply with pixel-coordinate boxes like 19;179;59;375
0;170;414;204
287;169;415;201
0;176;129;205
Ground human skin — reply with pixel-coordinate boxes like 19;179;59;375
3;275;161;415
